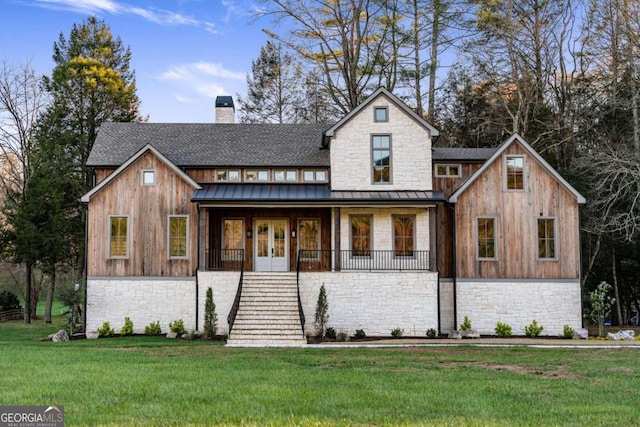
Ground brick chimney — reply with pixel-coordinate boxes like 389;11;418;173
215;96;235;124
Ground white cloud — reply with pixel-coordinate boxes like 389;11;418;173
31;0;217;33
160;62;245;99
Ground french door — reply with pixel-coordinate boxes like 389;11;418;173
254;219;288;271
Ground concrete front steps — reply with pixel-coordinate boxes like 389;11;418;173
226;272;307;347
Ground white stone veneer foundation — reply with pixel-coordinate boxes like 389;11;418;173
86;277;197;335
456;279;582;336
299;272;439;337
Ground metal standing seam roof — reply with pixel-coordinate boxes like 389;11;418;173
87;122;332;167
192;184;445;204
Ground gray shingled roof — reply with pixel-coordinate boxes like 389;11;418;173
432;147;497;161
87;122;331;167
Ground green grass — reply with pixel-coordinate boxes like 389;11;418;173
1;318;639;426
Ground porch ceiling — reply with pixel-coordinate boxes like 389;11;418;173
191;184;445;207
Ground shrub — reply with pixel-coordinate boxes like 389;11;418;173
525;320;544;337
325;327;337;340
589;281;615;337
203;287;218;339
120;317;134;336
426;328;438;338
562;325;574;339
337;332;348;342
145;321;162;336
314;284;329;339
495;321;512;337
0;290;21;311
169;319;186;335
353;329;366;340
391;327;404;338
97;322;114;338
460;316;472;331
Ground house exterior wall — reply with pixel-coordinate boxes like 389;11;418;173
197;271;241;335
330;94;433;191
456;279;582;335
455;142;581;279
299;272;439;336
86;277;197;335
339;207;430;252
86;151;198;277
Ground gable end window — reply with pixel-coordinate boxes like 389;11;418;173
109;216;128;258
505;156;525;190
374;106;388;122
142;170;156;185
476;217;496;260
435;164;461;178
538;218;556;260
168;216;189;259
372;135;391;184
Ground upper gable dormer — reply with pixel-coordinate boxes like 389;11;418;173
325;88;439;191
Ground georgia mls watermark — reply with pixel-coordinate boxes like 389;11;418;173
0;406;64;427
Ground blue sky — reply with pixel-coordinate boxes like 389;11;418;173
0;0;271;122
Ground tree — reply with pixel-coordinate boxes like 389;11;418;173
0;59;49;323
588;281;615;337
260;0;390;114
237;41;306;123
203;287;218;339
38;16;142;319
314;284;329;339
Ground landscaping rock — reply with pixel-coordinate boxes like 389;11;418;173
448;330;462;339
462;329;480;339
85;331;99;340
574;328;589;339
181;333;192;340
166;331;178;339
51;330;69;342
607;330;635;341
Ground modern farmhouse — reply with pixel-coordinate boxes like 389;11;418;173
81;88;585;344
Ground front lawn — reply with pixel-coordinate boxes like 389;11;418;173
1;318;639;426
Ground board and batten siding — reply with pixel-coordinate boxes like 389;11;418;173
433;162;483;278
455;142;581;279
87;151;198;277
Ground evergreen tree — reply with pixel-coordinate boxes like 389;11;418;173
204;287;218;339
237;41;305;123
40;16;141;279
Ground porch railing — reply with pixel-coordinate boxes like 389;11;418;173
226;250;245;334
208;249;244;271
297;250;431;272
295;254;306;335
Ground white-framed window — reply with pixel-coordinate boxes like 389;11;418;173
142;170;156;185
505;156;525;190
476;217;497;260
245;170;269;182
435;164;461;178
393;215;415;257
303;170;328;182
216;170;240;182
274;170;297;182
537;217;556;260
350;215;372;257
109;215;129;258
372;135;391;184
222;218;244;260
374;106;388;122
168;215;189;259
298;218;320;260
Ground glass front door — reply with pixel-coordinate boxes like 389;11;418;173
254;219;288;271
